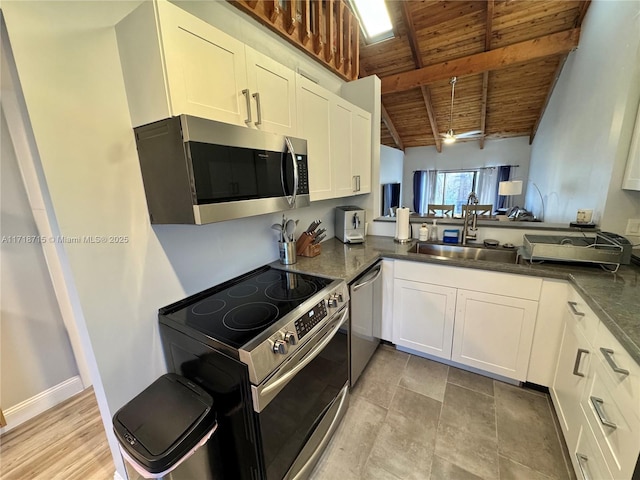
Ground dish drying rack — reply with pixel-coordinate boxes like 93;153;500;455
521;233;625;271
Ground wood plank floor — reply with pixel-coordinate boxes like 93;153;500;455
0;388;114;480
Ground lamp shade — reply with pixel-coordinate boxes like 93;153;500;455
498;180;523;196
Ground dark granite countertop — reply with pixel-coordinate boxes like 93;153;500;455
273;236;640;365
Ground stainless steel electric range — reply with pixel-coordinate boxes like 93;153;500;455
158;265;350;480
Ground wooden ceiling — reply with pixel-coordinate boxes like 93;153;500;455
359;0;591;151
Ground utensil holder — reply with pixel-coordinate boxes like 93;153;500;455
299;243;321;258
278;241;297;265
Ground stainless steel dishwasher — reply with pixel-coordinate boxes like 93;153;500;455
349;260;382;387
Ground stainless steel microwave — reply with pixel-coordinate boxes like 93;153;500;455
133;115;309;224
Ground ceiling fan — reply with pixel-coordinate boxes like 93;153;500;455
440;77;482;144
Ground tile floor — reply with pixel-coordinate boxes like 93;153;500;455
311;345;576;480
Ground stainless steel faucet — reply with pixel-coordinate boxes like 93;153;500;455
462;191;479;245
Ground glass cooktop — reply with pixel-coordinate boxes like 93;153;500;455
159;266;333;348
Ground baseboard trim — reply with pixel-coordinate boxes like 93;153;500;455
0;375;83;434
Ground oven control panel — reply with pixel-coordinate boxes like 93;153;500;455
295;301;327;340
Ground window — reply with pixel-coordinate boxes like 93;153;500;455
350;0;394;44
433;171;477;216
412;167;504;216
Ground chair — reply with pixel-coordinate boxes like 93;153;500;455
427;204;455;217
462;204;493;217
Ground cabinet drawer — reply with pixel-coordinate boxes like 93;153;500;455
581;357;640;479
566;288;599;345
393;261;541;300
574;422;613;480
595;322;640;420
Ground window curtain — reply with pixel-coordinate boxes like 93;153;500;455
477;167;498;206
495;166;512;209
412;170;437;215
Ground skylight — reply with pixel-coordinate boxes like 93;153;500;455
351;0;394;44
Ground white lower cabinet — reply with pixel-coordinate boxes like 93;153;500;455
392;260;541;381
393;279;456;360
551;285;640;480
552;318;592;450
452;290;538;380
574;423;613;480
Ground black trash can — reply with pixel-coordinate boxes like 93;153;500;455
113;373;217;479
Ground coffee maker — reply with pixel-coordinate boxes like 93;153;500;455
335;206;365;244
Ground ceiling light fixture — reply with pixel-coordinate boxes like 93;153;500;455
440;76;482;145
350;0;394;44
445;76;458;144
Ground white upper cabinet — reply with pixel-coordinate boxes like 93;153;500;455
116;0;296;135
245;47;297;136
157;1;249;127
351;108;372;194
296;76;333;201
331;97;355;198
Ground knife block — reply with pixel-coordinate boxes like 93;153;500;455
298;243;321;257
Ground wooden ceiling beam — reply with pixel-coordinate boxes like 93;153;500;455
479;0;494;150
382;104;405;151
381;28;581;95
401;2;442;152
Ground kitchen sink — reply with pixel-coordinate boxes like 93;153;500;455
409;242;518;263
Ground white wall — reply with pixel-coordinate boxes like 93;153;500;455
380;145;404;184
529;0;640;231
1;2;360;477
402;137;532;210
0;108;78;408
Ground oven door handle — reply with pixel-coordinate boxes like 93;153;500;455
261;307;348;397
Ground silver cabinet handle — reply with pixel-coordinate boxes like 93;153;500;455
590;396;617;429
353;176;357;192
572;348;589;377
357;175;361;191
242;89;252;125
575;453;592;480
252;92;262;126
600;347;629;376
568;301;585;317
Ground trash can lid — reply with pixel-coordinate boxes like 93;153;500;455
113;373;216;474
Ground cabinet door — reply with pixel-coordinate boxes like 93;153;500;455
330;98;354;198
157;1;249;126
393;279;456;360
452;290;538;381
245;47;297;136
351;108;372;194
551;321;592;451
297;76;333;201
